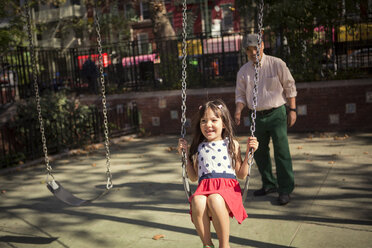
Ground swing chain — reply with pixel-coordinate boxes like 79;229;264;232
248;0;264;167
180;0;191;198
94;3;113;190
180;0;188;159
250;0;264;138
25;0;112;189
180;0;188;140
243;0;264;202
25;0;53;179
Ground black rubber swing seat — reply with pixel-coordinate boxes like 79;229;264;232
47;180;109;206
25;0;113;207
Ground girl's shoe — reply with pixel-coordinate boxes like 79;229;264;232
203;245;215;248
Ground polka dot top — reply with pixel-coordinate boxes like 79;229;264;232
197;138;235;179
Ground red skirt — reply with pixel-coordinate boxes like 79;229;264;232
188;178;248;224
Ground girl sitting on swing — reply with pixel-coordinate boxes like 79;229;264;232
177;99;258;248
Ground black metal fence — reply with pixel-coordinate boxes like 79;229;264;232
0;101;139;168
1;24;371;105
0;22;371;167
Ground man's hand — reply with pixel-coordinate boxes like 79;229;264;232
234;110;241;125
287;111;297;127
235;102;245;126
286;98;297;127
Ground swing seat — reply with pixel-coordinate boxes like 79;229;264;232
47;180;109;206
25;0;114;207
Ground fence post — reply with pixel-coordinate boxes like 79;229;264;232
200;32;206;87
221;29;225;78
132;41;138;91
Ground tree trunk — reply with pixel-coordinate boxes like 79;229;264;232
148;0;179;87
149;0;176;40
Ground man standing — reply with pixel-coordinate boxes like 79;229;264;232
82;55;99;94
235;34;297;205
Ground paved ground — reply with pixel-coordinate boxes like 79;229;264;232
1;132;372;248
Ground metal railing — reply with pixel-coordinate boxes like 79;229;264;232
0;102;139;168
0;23;371;167
0;25;371;105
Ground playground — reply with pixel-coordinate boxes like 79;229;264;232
0;1;371;247
1;132;371;248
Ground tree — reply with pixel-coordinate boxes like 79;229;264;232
147;0;179;88
235;0;364;81
0;0;131;49
0;0;27;52
258;0;361;81
235;0;256;31
149;0;176;40
84;0;131;44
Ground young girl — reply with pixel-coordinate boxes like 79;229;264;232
177;99;258;248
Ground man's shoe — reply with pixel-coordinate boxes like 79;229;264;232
278;193;290;205
253;187;277;196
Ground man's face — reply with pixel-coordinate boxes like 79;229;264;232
245;43;264;63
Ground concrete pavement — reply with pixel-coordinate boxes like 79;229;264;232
1;133;372;248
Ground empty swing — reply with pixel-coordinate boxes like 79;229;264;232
179;0;264;203
25;0;113;206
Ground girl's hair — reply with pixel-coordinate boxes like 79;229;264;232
189;99;237;168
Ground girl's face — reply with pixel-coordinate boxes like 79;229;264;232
200;107;225;142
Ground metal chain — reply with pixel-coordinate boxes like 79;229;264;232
25;0;53;180
243;0;264;202
94;2;113;190
25;0;112;190
180;0;188;140
180;0;191;198
247;0;264;166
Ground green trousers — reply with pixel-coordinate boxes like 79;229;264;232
252;105;294;194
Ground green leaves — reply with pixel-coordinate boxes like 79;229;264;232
0;0;27;51
12;91;94;151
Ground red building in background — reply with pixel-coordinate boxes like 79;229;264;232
166;0;240;36
130;0;240;46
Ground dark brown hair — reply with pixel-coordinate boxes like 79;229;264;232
189;99;237;168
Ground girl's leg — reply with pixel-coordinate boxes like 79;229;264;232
191;195;214;246
207;194;230;248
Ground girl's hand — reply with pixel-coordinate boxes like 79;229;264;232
177;138;188;155
247;137;259;152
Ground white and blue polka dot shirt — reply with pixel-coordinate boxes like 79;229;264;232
197;138;236;181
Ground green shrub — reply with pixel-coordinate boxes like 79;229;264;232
11;90;94;156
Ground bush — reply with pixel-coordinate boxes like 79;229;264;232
11;90;94;157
